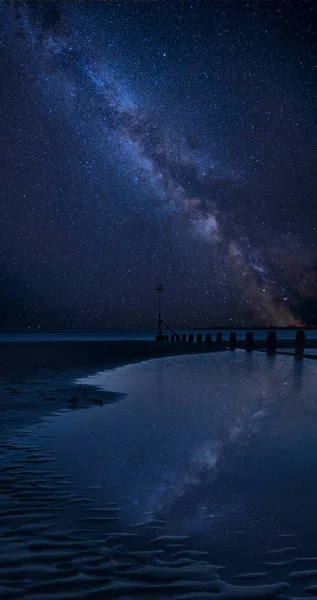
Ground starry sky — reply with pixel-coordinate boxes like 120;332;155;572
0;0;316;329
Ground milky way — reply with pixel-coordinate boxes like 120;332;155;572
1;1;316;327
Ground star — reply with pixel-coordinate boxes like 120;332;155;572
0;0;316;328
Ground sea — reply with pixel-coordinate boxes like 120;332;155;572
0;328;316;342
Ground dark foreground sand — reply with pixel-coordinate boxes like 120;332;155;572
1;339;226;376
1;340;317;600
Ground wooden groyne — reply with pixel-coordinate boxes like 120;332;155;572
156;330;317;360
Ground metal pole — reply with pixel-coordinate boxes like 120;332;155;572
158;289;162;336
155;284;164;338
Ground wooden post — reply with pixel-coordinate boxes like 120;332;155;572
176;334;181;342
245;331;254;352
171;334;175;342
182;333;187;342
295;330;305;360
229;332;236;350
216;332;222;345
197;333;202;343
205;333;212;344
189;333;194;343
165;334;169;342
267;331;277;354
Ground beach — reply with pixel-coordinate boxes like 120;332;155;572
1;339;317;600
0;340;227;437
2;334;316;439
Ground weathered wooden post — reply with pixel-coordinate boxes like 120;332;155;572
165;334;169;342
229;332;236;350
267;331;277;354
182;333;187;343
197;333;202;343
216;332;222;345
189;333;194;343
245;331;254;352
295;330;305;360
171;334;175;342
205;333;212;344
176;334;181;342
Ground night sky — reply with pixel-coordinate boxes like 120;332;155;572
1;0;316;329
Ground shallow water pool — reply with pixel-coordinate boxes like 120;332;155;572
30;351;317;569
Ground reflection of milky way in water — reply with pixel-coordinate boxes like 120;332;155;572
31;351;317;562
2;351;317;599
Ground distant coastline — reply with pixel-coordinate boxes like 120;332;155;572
0;325;316;335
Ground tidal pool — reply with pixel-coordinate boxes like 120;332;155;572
31;351;317;570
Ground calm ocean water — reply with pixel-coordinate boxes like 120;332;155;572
0;328;316;342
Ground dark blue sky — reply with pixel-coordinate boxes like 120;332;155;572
1;1;316;328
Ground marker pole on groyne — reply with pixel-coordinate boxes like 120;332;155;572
155;284;164;341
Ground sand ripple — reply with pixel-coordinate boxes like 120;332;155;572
0;429;316;599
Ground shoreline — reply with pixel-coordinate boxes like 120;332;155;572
0;340;227;376
1;337;316;373
1;336;317;443
0;341;227;441
1;338;316;443
0;339;317;440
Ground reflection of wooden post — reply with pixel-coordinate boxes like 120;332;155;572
229;332;236;350
205;333;212;344
295;330;305;360
216;332;222;345
246;331;254;352
182;333;187;342
197;333;202;343
189;333;194;343
267;331;277;354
